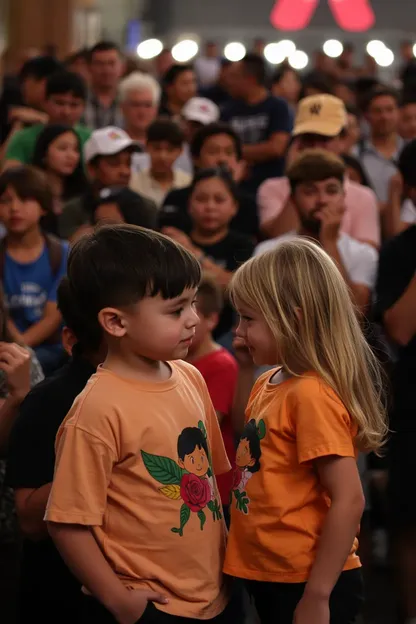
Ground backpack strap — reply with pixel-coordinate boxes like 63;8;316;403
0;238;6;280
43;233;63;278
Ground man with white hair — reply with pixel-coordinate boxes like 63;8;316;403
119;71;161;147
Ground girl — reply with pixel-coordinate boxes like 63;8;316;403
224;238;387;624
32;124;89;216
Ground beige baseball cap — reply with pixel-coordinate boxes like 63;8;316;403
293;95;347;137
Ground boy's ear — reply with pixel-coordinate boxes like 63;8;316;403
98;307;127;338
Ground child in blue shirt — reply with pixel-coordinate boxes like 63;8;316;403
0;166;68;375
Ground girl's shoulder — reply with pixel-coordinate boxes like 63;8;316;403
285;373;344;407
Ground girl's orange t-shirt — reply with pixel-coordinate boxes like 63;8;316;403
224;369;362;583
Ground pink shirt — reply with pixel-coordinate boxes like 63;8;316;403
257;177;380;246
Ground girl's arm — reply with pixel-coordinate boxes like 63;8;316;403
21;302;62;348
294;456;365;624
48;523;168;624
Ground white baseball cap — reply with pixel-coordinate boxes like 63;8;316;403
182;97;219;126
84;126;142;163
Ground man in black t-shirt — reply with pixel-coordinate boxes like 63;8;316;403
6;278;105;624
375;139;416;623
220;53;292;193
160;122;259;240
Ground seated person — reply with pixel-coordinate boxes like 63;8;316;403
6;276;105;624
130;118;191;208
0;166;69;374
256;150;378;315
186;274;238;524
58;126;157;240
71;187;158;242
32;124;90;218
4;70;90;168
160;122;259;240
162;168;254;342
258;94;380;247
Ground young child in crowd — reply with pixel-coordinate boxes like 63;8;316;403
186;273;238;525
0;166;69;375
163;168;254;345
6;276;104;624
224;238;388;624
45;225;238;624
130;119;191;208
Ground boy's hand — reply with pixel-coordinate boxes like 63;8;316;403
233;337;254;369
293;592;330;624
113;589;168;624
0;342;31;402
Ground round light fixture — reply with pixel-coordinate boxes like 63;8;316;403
288;50;308;70
223;42;246;62
323;39;344;58
136;38;163;60
375;48;394;67
366;40;386;58
171;39;199;63
264;43;287;65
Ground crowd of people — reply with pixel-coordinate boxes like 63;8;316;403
0;35;415;624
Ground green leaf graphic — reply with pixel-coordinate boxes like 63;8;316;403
257;419;266;440
207;500;215;512
198;420;207;438
141;451;183;485
197;509;206;531
171;504;191;537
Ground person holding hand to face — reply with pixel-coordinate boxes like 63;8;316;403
255;150;378;314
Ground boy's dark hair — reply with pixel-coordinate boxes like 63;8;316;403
341;154;372;189
89;41;121;62
57;276;102;354
163;64;194;86
272;65;298;85
93;188;157;230
300;72;335;98
241;419;261;473
363;85;400;112
146;119;184;147
0;166;54;215
197;273;223;317
287;150;346;193
177;427;209;460
191;167;240;204
241;53;266;86
46;70;87;101
398;139;416;188
19;56;63;82
67;225;201;328
190;122;242;161
400;94;416;108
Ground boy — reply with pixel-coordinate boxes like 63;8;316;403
6;277;104;624
130;119;191;208
45;225;234;624
5;70;90;168
186;274;238;525
0;166;69;374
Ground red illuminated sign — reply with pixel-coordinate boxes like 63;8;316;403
270;0;375;32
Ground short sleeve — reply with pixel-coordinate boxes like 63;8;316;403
5;129;31;163
45;423;117;525
293;384;356;464
268;98;293;135
348;244;378;289
47;242;69;302
257;178;290;226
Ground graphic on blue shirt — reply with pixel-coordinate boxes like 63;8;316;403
4;242;69;343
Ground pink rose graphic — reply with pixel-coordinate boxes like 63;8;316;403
180;473;211;512
232;468;243;490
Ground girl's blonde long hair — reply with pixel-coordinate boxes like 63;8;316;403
230;238;388;453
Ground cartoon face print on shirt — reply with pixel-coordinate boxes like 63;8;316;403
142;421;222;536
231;418;266;514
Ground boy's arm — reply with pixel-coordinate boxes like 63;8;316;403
21;301;62;347
15;484;51;539
48;523;168;624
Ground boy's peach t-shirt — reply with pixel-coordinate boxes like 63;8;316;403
45;361;230;619
224;370;361;584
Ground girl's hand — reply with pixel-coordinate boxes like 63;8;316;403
233;337;254;369
293;592;330;624
0;342;31;402
112;589;168;624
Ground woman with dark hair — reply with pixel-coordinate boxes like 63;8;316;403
32;124;89;216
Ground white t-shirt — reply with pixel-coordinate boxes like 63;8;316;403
401;198;416;224
255;231;379;290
